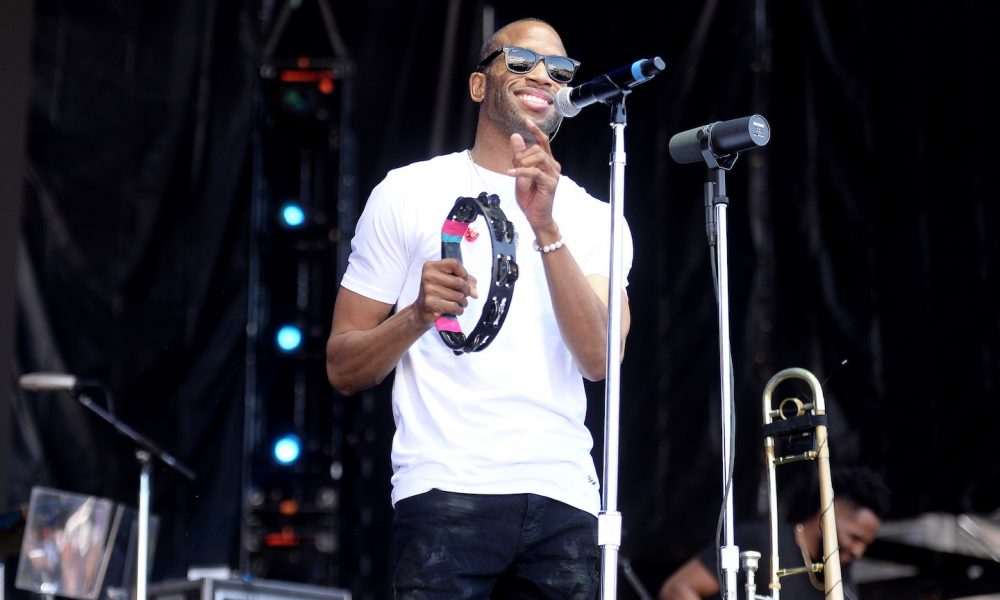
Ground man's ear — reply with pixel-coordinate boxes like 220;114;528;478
469;72;485;103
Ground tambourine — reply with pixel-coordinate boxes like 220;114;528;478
434;192;518;355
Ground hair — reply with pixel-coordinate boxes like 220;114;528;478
831;465;892;519
784;465;891;523
478;17;557;62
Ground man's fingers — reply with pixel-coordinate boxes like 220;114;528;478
420;281;470;321
510;138;561;177
522;118;552;154
511;149;560;172
420;259;478;319
435;257;470;280
425;270;473;298
510;132;527;155
428;283;470;309
507;166;545;181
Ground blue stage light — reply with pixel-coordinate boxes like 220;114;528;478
273;434;302;465
276;324;303;352
280;202;306;228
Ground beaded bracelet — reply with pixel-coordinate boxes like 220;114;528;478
532;238;565;253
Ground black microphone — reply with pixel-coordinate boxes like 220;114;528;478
555;57;666;118
19;372;93;392
668;115;771;165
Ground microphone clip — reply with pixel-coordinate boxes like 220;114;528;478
697;124;740;171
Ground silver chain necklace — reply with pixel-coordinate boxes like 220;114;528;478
466;149;492;194
465;149;518;249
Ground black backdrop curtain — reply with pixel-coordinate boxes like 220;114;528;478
8;0;1000;596
11;0;256;578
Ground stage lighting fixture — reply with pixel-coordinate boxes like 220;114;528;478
279;201;306;228
275;324;303;352
273;434;302;465
266;72;338;122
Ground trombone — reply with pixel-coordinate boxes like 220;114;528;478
742;367;843;600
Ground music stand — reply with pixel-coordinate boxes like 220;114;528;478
14;487;161;600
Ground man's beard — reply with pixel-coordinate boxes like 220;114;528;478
483;80;562;145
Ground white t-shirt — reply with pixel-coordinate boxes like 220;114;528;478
341;150;634;516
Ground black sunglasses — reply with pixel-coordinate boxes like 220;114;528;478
476;46;581;84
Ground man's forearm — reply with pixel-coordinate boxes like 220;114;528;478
537;244;620;381
326;304;428;395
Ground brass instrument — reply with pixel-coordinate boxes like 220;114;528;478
748;368;843;600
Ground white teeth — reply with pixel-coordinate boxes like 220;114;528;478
517;94;548;106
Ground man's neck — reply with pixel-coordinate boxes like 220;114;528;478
468;142;510;174
469;119;525;174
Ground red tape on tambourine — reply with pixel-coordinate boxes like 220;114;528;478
435;192;518;355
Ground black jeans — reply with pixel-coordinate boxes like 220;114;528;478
393;489;599;599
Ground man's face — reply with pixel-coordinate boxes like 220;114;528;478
480;23;570;143
835;501;881;564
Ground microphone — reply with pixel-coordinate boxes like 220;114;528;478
19;372;193;479
555;56;666;118
19;372;91;392
668;114;771;165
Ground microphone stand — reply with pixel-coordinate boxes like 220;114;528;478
598;93;628;600
71;389;196;600
701;148;741;600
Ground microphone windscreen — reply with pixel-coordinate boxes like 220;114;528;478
19;372;78;391
554;87;581;118
668;126;707;164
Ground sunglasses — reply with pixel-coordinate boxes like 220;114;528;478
476;45;581;84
